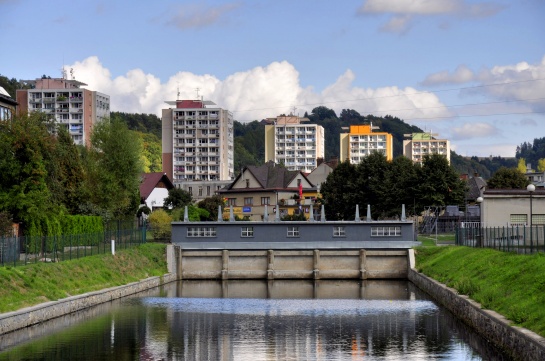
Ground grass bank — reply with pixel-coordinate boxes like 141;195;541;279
415;246;545;337
0;243;168;314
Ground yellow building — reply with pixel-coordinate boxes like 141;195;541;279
340;124;393;163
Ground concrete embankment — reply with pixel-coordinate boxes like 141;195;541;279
407;250;545;361
0;272;178;335
0;245;179;336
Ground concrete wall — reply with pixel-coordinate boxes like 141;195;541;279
408;263;545;361
174;248;409;280
482;192;545;227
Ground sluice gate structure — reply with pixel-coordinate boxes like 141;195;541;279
170;205;419;280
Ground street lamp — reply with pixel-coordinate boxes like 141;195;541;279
476;197;483;247
527;184;535;249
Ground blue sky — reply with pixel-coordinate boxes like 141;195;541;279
2;0;544;159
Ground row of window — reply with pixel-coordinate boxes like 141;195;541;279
227;197;271;206
186;226;402;238
510;214;545;225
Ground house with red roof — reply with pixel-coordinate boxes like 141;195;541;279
140;173;174;210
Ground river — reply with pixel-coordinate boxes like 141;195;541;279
0;280;510;360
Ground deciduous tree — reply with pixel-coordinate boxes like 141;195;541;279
487;167;529;189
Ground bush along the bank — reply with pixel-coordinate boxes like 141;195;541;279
24;214;105;252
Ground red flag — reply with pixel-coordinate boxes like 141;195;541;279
299;182;303;199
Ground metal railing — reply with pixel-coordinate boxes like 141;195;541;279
0;227;147;267
455;225;545;254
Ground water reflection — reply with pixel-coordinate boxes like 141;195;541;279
0;280;510;360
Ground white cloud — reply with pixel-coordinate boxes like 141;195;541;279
164;2;242;30
67;56;452;123
421;56;545;113
474;56;545;111
421;65;475;86
450;122;499;140
357;0;505;33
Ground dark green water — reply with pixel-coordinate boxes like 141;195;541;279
0;280;510;360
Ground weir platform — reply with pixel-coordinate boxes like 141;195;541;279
170;205;419;280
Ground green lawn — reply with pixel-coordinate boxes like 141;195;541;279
0;243;168;313
415;246;545;337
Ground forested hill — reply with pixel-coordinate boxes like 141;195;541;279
517;137;545;169
304;106;421;159
111;111;161;139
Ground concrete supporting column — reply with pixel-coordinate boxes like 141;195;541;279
313;249;320;280
222;250;229;280
178;247;183;280
267;250;274;280
359;249;367;280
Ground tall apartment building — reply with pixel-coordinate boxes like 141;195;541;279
264;115;325;173
403;132;450;164
16;77;110;146
340;124;393;163
162;99;234;189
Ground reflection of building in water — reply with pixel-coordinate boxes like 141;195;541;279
162;299;454;359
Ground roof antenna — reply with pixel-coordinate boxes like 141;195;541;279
70;68;75;80
177;83;180;100
195;87;200;100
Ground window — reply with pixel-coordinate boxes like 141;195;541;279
188;187;193;195
198;187;203;197
510;214;528;225
227;198;236;206
261;197;270;205
333;226;345;237
207;186;211;196
371;226;401;237
287;226;299;237
187;227;217;237
244;197;253;206
533;214;545;225
241;227;254;237
246;179;250;188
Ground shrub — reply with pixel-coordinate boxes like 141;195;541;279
148;209;172;241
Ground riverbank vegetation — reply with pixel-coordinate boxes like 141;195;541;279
415;246;545;337
0;243;167;313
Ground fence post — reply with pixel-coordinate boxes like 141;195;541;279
111;239;115;255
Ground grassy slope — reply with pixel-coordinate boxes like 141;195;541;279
415;246;545;337
0;243;167;313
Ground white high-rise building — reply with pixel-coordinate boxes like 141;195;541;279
162;99;234;189
16;77;110;146
264;115;325;173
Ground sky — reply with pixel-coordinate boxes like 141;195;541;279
2;0;544;159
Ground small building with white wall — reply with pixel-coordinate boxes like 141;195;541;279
479;188;545;227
